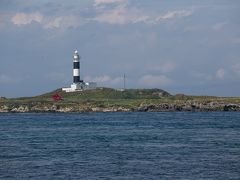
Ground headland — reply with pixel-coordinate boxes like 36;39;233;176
0;88;240;113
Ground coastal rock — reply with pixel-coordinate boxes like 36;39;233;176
57;107;74;112
117;107;131;112
137;105;149;112
10;106;29;113
134;102;240;112
223;104;240;111
0;105;9;112
0;101;240;113
91;107;101;112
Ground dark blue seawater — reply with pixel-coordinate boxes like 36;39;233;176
0;112;240;180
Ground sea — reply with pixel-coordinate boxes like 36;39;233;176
0;112;239;180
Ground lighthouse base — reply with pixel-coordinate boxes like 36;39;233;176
62;82;97;92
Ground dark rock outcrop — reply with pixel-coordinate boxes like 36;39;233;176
136;102;240;112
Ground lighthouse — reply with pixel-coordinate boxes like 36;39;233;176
62;50;97;92
73;50;81;83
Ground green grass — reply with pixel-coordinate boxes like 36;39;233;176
33;88;171;101
1;88;239;109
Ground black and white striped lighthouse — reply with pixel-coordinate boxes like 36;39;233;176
73;50;80;83
62;50;97;92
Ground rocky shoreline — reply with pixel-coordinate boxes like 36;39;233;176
1;101;240;113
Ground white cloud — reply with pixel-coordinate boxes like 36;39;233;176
94;5;128;25
93;3;150;25
11;7;193;28
154;10;193;23
93;0;192;25
216;68;225;79
139;74;173;87
11;12;81;29
85;75;123;86
11;12;43;25
94;7;193;25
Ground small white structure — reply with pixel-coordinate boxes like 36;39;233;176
62;82;97;92
62;50;97;92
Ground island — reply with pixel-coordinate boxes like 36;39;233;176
0;88;240;113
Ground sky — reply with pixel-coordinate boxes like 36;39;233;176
0;0;240;97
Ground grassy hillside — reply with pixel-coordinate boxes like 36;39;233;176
1;87;240;103
0;88;170;109
42;88;170;99
1;88;240;112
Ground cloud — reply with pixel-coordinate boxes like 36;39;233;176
93;3;149;25
94;0;126;6
93;0;192;25
85;75;123;86
154;10;193;23
11;7;193;28
216;68;225;79
44;16;81;29
94;5;128;25
11;12;43;25
11;12;81;29
139;74;173;87
94;6;192;25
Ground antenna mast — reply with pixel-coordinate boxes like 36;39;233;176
123;73;126;91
